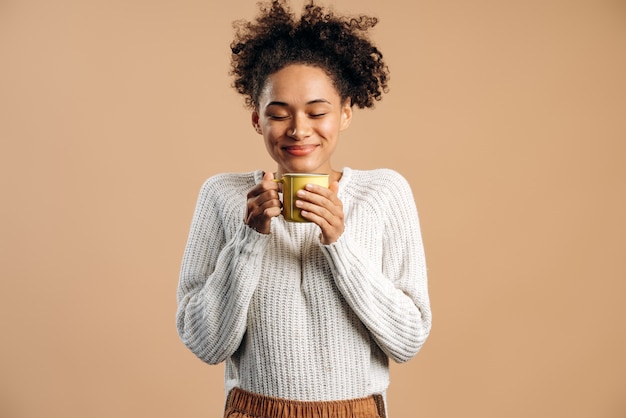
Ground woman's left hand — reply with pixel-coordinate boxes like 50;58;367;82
295;181;344;244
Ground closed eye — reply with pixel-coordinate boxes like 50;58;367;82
267;115;290;121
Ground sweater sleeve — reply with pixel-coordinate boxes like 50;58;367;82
320;170;432;363
176;177;270;364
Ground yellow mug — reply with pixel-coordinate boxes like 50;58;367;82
274;173;329;222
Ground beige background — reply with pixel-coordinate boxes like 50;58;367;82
1;0;625;417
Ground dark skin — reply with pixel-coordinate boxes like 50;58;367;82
245;172;344;245
244;64;350;245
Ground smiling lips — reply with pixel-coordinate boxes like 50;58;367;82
282;144;318;156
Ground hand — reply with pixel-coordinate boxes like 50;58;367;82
295;181;344;244
245;171;281;234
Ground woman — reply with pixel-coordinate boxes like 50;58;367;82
176;1;432;417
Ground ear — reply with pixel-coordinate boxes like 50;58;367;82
251;110;262;134
339;100;353;131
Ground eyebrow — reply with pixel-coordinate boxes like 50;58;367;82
266;99;332;107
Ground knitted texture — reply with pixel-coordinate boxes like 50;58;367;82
177;167;431;402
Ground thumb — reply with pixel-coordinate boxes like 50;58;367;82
263;171;275;181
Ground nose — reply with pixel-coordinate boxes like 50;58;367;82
287;114;311;140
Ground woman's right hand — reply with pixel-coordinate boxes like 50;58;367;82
245;171;282;234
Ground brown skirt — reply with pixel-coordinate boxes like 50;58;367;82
224;387;386;418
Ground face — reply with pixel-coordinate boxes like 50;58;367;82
251;64;352;177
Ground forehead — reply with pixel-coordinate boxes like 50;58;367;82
259;64;340;105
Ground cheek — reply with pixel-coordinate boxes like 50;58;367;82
266;125;285;141
319;117;341;135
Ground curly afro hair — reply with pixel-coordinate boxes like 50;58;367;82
230;0;390;109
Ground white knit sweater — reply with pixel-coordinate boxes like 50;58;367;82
176;167;431;404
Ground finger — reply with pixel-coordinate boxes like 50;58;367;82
263;170;275;182
261;171;279;193
259;194;282;211
303;183;341;204
251;185;282;207
297;189;342;214
248;179;279;199
297;199;337;222
247;195;281;222
256;189;280;205
246;200;282;232
299;207;343;244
